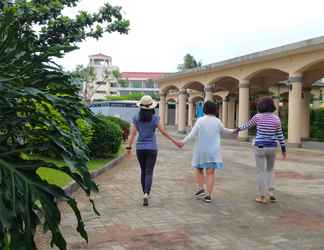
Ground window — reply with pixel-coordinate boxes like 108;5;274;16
144;79;155;88
129;80;143;88
111;82;118;88
96;81;106;85
96;90;106;94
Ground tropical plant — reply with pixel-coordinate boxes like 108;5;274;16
177;53;202;71
0;0;129;249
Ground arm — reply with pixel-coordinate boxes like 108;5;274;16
126;125;137;151
157;123;180;147
219;121;235;135
182;121;199;144
238;115;258;131
275;123;287;157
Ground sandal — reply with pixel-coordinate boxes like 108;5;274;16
255;196;267;204
269;196;277;203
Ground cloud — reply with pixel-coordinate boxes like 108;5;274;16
57;0;324;73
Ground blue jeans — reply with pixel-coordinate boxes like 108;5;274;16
136;150;158;194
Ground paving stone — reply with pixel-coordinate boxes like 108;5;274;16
37;135;324;249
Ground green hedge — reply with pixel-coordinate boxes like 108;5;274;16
281;108;324;142
310;108;324;141
102;116;130;141
88;115;123;158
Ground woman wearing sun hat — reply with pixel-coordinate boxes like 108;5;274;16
126;95;181;206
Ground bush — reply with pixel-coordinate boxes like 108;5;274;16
89;116;123;158
103;116;130;141
76;118;94;145
310;108;324;141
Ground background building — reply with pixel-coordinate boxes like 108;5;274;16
88;53;119;101
112;72;166;97
87;53;166;101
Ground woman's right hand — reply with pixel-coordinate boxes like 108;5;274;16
175;141;184;149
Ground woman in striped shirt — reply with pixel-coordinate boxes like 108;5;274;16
237;97;287;204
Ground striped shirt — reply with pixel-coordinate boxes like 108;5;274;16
239;113;286;153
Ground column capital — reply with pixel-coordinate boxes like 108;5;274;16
178;88;187;95
288;75;303;83
239;80;250;88
159;92;166;98
204;86;213;92
223;96;229;102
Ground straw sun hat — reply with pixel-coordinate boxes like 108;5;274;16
136;95;158;110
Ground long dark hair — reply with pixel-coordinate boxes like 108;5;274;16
203;101;218;117
257;97;276;113
139;108;155;122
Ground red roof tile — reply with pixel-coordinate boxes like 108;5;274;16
121;72;167;79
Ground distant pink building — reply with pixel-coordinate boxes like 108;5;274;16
111;72;167;96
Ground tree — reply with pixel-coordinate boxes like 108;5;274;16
177;53;202;71
0;1;129;249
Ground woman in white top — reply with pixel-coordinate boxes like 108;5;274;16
179;101;234;203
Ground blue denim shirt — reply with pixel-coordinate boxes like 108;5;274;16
133;114;159;150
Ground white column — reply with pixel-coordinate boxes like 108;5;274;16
236;102;239;127
301;89;311;139
227;96;236;128
311;88;321;109
159;93;166;128
175;99;179;125
178;89;187;133
204;86;213;102
188;100;194;128
288;74;303;145
165;102;169;126
222;96;229;127
269;86;280;116
238;80;250;141
219;103;222;119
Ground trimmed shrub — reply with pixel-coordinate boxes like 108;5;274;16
76;118;94;145
310;108;324;141
103;116;130;141
89;116;123;158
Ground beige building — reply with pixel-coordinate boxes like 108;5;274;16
88;53;119;101
158;36;324;146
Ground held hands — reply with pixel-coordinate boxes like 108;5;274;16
174;140;184;149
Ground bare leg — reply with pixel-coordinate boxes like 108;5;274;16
196;168;205;190
206;168;215;194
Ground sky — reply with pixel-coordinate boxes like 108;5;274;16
58;0;324;73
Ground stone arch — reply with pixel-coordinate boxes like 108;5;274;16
244;68;289;81
209;76;239;94
161;84;179;94
295;59;324;86
181;81;205;92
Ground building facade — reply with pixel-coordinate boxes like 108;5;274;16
158;36;324;145
111;72;166;97
88;53;119;101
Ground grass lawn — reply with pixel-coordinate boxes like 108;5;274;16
37;147;125;187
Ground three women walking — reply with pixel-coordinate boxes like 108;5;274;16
127;95;287;206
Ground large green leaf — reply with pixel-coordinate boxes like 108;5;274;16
0;8;101;250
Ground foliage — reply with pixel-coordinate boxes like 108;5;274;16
0;1;129;249
177;53;202;71
105;92;145;101
102;116;130;141
76;119;94;145
37;154;123;187
88;116;123;158
310;108;324;141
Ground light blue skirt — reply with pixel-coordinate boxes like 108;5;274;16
193;162;224;169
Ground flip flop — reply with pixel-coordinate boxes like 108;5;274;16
255;196;267;204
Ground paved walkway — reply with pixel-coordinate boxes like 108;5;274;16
39;135;324;250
